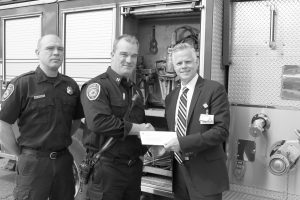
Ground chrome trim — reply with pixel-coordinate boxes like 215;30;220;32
269;5;276;49
230;103;300;111
0;0;56;10
120;0;201;16
60;3;116;13
0;152;17;160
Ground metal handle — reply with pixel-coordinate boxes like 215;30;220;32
1;59;6;91
121;1;203;16
269;5;276;49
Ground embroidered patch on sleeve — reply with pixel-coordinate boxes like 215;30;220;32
86;83;101;101
2;84;14;101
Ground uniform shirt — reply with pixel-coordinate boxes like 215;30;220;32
0;66;83;151
81;66;147;159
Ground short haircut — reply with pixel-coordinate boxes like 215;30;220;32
36;34;62;50
171;43;197;61
112;34;139;53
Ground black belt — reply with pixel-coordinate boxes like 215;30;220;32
21;147;68;160
100;156;139;167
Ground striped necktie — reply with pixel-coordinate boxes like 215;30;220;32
174;87;189;164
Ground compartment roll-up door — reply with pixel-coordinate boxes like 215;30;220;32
4;15;41;81
64;8;114;86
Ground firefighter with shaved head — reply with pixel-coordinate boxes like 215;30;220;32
0;34;83;200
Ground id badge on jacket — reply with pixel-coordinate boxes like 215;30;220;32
199;103;214;124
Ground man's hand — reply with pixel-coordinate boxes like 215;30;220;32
148;145;167;157
129;123;155;136
144;123;155;131
164;137;181;152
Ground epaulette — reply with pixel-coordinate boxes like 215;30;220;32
98;73;108;79
10;71;35;82
60;73;76;83
91;73;108;84
81;73;105;88
82;72;109;88
60;73;70;78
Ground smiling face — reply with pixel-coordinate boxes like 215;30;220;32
36;35;64;76
172;46;198;85
111;37;139;78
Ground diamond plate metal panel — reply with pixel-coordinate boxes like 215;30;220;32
224;184;284;200
211;0;225;84
229;0;300;108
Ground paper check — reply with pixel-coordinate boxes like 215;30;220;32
139;131;177;145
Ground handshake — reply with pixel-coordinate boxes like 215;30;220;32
130;123;181;157
129;123;155;136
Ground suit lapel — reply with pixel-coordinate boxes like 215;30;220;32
169;87;180;131
187;76;204;125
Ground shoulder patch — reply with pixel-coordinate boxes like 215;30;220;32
2;84;14;101
86;83;100;101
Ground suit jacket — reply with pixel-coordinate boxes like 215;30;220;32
165;76;230;196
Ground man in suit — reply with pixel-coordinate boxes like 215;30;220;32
164;43;230;200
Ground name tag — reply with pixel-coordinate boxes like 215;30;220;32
199;114;214;124
34;94;46;99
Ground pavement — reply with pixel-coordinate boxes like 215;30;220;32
0;158;14;200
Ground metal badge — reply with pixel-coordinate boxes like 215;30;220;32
67;86;74;95
203;103;209;114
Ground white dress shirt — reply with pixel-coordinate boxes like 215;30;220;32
175;74;199;132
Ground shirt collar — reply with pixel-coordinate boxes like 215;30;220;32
106;66;132;87
181;73;198;91
36;66;62;85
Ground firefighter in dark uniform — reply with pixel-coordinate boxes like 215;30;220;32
0;34;83;200
81;34;155;200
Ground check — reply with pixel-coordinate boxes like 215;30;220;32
139;131;177;145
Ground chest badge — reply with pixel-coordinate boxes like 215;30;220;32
67;86;74;95
199;102;214;124
86;83;100;101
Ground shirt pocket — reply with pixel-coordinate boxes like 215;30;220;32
62;96;77;119
110;98;127;118
28;98;54;123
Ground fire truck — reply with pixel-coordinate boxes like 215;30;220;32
1;0;300;199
